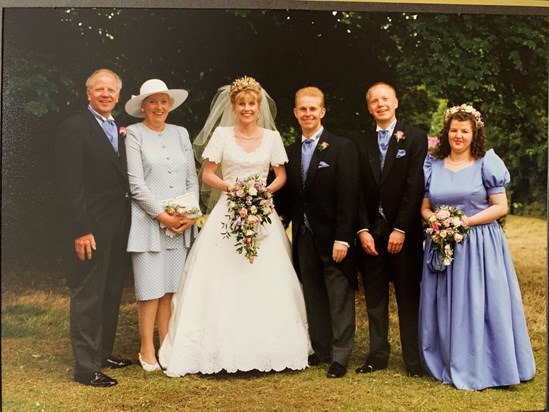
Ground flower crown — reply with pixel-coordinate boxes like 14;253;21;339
230;76;261;96
444;104;484;128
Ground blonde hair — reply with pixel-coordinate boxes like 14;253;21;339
365;82;396;103
85;69;122;91
229;76;262;105
295;86;325;107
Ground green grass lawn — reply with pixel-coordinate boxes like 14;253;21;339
1;215;546;411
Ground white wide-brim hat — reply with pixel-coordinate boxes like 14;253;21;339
125;79;189;118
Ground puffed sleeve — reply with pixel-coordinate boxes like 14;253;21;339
481;149;510;195
423;154;435;197
202;126;225;163
270;130;289;166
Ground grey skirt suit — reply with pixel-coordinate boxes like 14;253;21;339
126;123;199;300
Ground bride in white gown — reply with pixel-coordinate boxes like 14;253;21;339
158;76;311;376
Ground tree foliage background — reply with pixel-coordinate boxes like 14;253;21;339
2;7;547;263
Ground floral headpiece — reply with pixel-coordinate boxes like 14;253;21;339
230;76;261;96
444;104;484;128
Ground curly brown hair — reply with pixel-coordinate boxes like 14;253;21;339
433;111;487;159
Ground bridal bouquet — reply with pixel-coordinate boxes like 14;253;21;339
425;205;470;272
222;175;275;263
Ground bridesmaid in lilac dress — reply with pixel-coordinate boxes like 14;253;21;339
419;104;535;390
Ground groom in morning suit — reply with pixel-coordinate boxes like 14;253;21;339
54;69;132;387
283;86;359;378
354;82;427;377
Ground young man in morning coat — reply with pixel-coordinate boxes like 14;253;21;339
281;86;359;379
354;82;427;377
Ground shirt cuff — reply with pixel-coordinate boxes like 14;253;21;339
357;228;369;234
334;240;350;248
394;228;405;234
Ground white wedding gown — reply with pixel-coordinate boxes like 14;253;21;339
158;127;311;376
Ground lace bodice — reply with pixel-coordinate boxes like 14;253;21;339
202;126;288;183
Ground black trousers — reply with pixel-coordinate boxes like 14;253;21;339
356;218;423;370
297;226;355;366
68;228;129;376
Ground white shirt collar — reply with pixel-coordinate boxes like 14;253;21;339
88;105;114;122
301;127;324;143
376;119;397;135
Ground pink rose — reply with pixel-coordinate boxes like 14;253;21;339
436;209;450;219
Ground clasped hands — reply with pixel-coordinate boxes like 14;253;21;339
158;211;196;234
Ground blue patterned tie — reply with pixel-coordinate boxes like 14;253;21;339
378;130;390;169
301;138;315;181
101;119;119;154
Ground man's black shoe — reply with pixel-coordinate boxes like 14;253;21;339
327;362;347;378
102;356;132;369
308;353;330;366
406;366;427;377
74;372;118;387
355;363;387;374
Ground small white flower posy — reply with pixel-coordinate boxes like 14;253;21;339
394;130;405;142
318;142;329;152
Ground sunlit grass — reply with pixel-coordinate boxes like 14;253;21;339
1;215;546;411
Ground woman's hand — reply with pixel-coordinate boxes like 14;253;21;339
156;212;195;234
420;197;434;222
203;161;232;192
170;217;196;234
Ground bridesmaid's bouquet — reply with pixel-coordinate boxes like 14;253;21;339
222;175;275;263
425;205;470;272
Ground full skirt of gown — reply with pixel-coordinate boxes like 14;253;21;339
420;151;536;390
158;193;311;376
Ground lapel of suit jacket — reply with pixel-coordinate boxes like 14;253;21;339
86;111;126;177
303;129;328;192
288;141;304;193
365;130;381;184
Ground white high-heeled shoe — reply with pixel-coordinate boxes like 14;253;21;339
138;353;161;372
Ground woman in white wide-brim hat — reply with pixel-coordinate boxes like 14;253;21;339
124;79;199;371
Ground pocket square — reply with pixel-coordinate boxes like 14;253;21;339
318;161;330;169
396;149;406;158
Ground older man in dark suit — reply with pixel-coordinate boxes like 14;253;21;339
55;69;132;387
354;82;427;377
282;86;359;378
